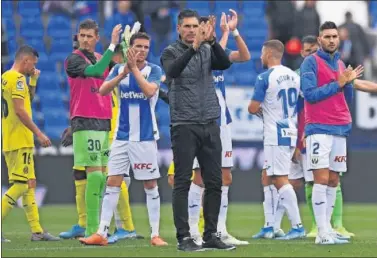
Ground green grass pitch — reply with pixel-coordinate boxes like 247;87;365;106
2;203;376;257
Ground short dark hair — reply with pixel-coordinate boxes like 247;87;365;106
263;39;284;58
301;35;317;45
178;9;200;25
79;19;99;34
114;44;123;54
345;11;352;20
199;16;209;23
130;32;151;46
15;45;39;60
319;21;337;33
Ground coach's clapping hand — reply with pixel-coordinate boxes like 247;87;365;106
193;22;206;50
204;16;216;43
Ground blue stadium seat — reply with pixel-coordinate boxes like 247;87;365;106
2;18;17;39
18;0;41;17
20;17;44;38
44;125;68;139
49;40;73;62
2;1;13;19
214;1;241;14
36;74;60;93
95;43;103;53
47;15;72;39
242;0;265;9
185;1;211;10
6;38;18;56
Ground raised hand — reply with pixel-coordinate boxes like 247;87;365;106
204;15;216;42
220;12;229;33
111;24;123;45
227;9;238;31
193;22;206;50
126;48;140;70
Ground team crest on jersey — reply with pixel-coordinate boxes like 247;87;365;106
311;157;319;164
16;80;24;91
23;166;29;174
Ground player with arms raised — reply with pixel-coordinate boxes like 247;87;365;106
64;19;122;237
1;45;59;242
79;32;167;247
248;40;305;240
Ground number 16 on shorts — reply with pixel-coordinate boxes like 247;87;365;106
306;134;347;173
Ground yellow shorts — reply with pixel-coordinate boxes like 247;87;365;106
167;161;195;180
4;147;36;183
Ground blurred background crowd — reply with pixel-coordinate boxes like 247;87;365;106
1;0;377;143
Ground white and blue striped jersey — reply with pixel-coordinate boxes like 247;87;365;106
252;65;300;147
106;62;162;142
215;48;232;126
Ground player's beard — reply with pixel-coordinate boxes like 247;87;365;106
322;44;338;55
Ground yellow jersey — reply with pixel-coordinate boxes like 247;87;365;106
2;70;34;152
109;88;119;141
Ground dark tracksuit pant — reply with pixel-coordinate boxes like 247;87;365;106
171;122;222;243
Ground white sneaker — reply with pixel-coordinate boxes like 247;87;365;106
315;233;335;245
192;234;203;246
331;230;351;241
315;233;349;245
220;233;249;246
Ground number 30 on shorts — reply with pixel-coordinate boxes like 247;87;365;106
88;139;101;151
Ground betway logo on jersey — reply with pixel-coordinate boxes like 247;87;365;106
213;74;224;83
120;91;147;100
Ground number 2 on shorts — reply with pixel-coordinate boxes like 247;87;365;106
312;142;319;155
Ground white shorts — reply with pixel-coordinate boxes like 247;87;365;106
108;140;160;181
263;145;295;176
289;153;314;182
306;134;347;173
193;124;233;169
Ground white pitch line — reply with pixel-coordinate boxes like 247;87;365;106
4;241;333;252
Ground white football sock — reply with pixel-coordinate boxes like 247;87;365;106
188;182;203;236
312;184;328;234
263;185;277;228
326;186;337;231
274;198;285;231
145;186;160;238
97;186;120;237
278;184;302;229
217;186;229;235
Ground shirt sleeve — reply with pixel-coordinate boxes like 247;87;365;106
147;65;162;87
344;82;353;107
252;72;269;102
65;53;89;78
225;48;232;57
105;64;121;81
301;56;340;103
11;76;28;100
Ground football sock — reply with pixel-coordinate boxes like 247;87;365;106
217;186;229;235
74;179;87;228
145;186;160;238
188;182;203;236
332;183;343;228
278;184;302;229
312;184;328;234
22;188;43;233
2;183;28;220
97;186;120;237
274;198;285;231
326;186;337;231
263;185;277;228
86;171;103;236
115;181;135;231
305;182;316;230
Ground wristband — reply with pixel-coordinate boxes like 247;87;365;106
232;29;240;37
29;77;37;87
108;43;116;52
